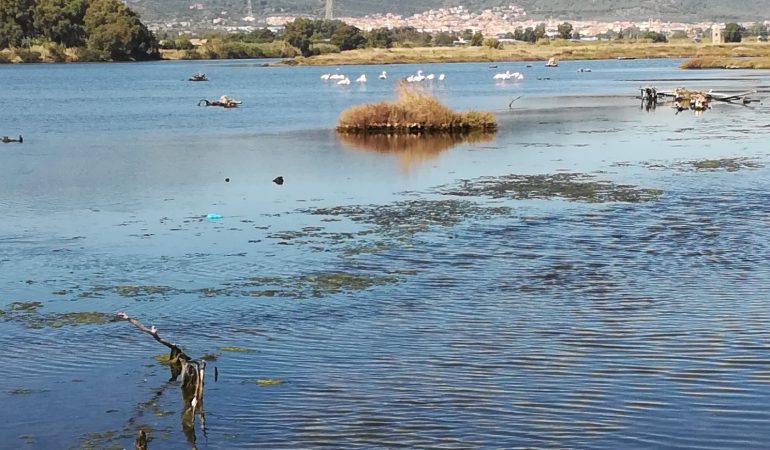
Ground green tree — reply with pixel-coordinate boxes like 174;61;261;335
724;22;743;43
642;31;667;43
433;31;453;46
366;27;392;48
33;0;87;47
0;0;35;48
534;23;546;41
557;22;573;40
282;17;314;56
330;24;365;51
522;27;535;43
470;31;483;46
84;0;158;60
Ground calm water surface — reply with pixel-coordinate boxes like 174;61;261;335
2;58;770;449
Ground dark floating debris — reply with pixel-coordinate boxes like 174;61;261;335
1;135;22;144
273;176;284;185
188;72;208;82
225;177;230;182
198;96;241;108
639;86;758;114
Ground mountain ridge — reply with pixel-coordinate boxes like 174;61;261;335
127;0;770;25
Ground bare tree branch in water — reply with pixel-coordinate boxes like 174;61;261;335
117;312;208;448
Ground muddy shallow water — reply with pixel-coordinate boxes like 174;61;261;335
2;59;770;449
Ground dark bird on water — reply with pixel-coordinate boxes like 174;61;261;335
1;135;22;143
273;176;284;185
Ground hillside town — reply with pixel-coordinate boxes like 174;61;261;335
150;3;769;40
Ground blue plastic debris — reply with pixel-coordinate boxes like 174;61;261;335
206;213;223;220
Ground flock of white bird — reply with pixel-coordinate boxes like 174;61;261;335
492;70;524;81
320;68;528;85
320;69;446;85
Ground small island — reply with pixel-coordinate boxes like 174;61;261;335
337;82;496;134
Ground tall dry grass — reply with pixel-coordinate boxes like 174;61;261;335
337;82;496;133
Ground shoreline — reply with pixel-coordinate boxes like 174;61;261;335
3;41;770;69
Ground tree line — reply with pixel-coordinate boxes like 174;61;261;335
0;0;158;61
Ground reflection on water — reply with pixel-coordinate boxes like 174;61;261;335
338;132;496;170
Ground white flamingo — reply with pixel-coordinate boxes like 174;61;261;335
406;75;415;83
330;73;345;80
355;74;367;83
493;70;512;80
337;77;350;85
320;73;331;80
414;70;425;82
379;71;387;79
438;73;445;81
426;73;435;81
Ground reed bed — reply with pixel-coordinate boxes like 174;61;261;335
337;82;496;133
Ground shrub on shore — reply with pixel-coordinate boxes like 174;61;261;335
337;82;497;133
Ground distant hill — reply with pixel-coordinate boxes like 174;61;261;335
128;0;770;25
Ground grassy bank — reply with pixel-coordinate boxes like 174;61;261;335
276;41;770;66
680;56;770;69
337;82;496;133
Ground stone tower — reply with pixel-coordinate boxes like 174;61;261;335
712;26;723;44
325;0;333;19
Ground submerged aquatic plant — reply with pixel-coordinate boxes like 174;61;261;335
337;82;497;133
438;173;663;203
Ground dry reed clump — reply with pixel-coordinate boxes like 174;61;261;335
337;82;496;133
680;56;770;69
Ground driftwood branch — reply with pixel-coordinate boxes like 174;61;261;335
117;312;208;445
116;312;191;362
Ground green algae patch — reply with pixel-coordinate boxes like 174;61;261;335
691;158;763;172
307;199;512;236
642;157;764;172
220;346;254;353
239;271;403;299
9;388;48;395
3;304;114;329
255;378;285;386
301;272;399;297
18;434;36;445
200;287;227;297
154;353;177;365
10;301;43;311
438;173;662;203
115;285;170;297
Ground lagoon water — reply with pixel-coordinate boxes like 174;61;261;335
2;58;770;449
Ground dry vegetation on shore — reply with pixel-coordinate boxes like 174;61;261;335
680;56;770;69
277;41;770;67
